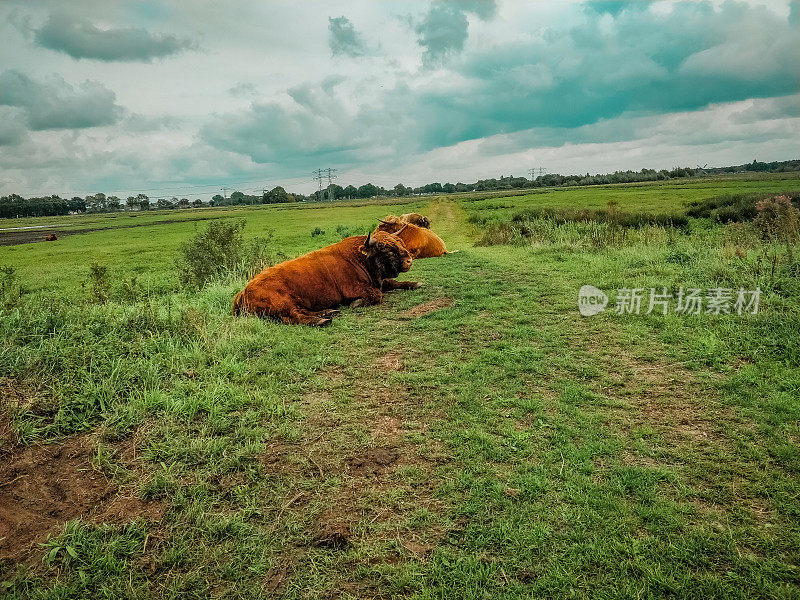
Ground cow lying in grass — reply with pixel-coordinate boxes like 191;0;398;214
400;213;431;228
381;213;431;229
233;229;419;326
376;219;452;258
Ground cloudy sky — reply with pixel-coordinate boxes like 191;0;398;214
1;0;798;199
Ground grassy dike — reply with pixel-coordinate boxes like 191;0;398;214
1;177;799;599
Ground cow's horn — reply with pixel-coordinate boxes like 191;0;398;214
365;231;376;246
377;218;391;225
395;223;409;235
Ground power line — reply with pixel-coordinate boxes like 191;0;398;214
313;168;324;199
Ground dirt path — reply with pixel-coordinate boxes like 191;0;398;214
421;196;476;249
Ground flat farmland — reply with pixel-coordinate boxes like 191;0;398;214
1;176;799;599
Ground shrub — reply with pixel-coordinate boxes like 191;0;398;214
176;220;273;289
311;227;325;237
753;195;800;245
242;234;274;278
87;263;110;304
687;191;800;222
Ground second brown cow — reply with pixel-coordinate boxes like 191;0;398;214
376;220;451;258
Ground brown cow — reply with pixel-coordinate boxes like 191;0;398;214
44;233;57;241
381;213;431;229
376;220;452;258
233;229;419;326
400;213;431;228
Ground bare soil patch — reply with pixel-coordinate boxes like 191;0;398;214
372;416;403;442
346;447;399;476
375;351;404;372
0;431;164;563
400;297;453;318
313;514;352;549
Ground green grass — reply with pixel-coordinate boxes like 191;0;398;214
1;176;798;599
464;173;800;223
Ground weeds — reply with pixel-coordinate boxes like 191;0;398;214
335;224;368;239
176;220;273;289
0;265;22;308
476;218;671;248
311;226;325;237
87;263;110;304
687;190;800;222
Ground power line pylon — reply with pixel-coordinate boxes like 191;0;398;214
324;168;337;201
313;169;324;201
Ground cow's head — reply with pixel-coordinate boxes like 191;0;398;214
403;213;431;228
361;228;412;279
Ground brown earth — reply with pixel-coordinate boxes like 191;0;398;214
345;447;399;476
375;351;404;372
0;419;164;563
0;215;220;246
400;297;453;318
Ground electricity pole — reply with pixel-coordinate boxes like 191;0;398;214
313;169;324;201
325;167;337;201
220;187;229;200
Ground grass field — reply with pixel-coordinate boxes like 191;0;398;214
1;176;799;599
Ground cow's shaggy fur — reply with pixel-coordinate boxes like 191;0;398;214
233;231;419;325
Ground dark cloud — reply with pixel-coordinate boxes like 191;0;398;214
34;12;198;62
0;70;123;130
328;16;366;58
0;108;27;146
414;1;800;148
415;0;497;67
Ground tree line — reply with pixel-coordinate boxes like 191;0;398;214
2;160;797;218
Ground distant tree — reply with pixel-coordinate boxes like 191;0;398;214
357;183;378;198
86;193;107;213
393;184;410;196
327;183;343;200
107;196;122;211
192;199;203;207
266;186;289;203
177;198;190;209
342;185;358;199
126;196;138;210
442;183;456;193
